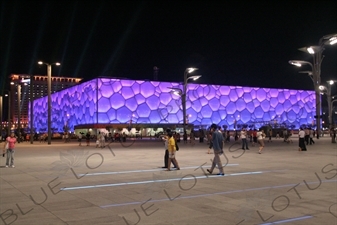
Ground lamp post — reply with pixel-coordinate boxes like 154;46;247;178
0;95;2;142
319;80;336;129
170;68;201;136
331;96;337;143
319;81;336;143
5;91;11;137
289;60;320;135
289;33;337;139
332;95;337;127
17;84;21;143
327;81;336;130
38;61;60;145
30;74;34;144
19;76;34;144
10;81;22;143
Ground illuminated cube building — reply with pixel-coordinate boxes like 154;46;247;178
30;77;316;133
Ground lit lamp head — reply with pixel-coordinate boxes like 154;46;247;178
38;61;61;66
21;78;30;86
169;88;182;96
188;75;202;81
288;60;312;67
186;67;198;73
319;85;327;93
329;36;337;45
322;33;337;45
327;80;336;85
306;46;320;54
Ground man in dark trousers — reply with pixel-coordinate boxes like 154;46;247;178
207;124;225;176
162;129;177;168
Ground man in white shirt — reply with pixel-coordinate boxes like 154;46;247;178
309;128;315;145
298;128;307;151
256;129;265;154
240;128;249;150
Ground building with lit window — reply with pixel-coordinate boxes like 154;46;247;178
9;74;82;129
30;77;316;134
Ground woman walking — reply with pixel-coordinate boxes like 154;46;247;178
3;132;17;168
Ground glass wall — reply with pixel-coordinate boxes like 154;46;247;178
30;78;316;133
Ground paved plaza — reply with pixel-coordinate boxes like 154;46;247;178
0;136;336;225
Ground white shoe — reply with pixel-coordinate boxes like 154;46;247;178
11;165;15;168
5;165;8;168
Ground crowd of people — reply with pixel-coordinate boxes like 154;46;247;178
2;126;336;170
159;125;337;176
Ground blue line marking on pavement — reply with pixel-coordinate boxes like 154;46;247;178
78;164;240;176
99;179;336;208
61;170;267;191
259;215;313;224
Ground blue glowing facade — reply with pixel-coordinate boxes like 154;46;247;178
31;78;316;132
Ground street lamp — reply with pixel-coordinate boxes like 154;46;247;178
320;80;336;128
288;60;320;134
4;91;11;138
29;75;34;144
38;61;60;145
0;95;2;142
330;95;337;143
319;81;337;143
332;95;337;126
289;33;337;139
18;76;34;144
169;67;201;136
10;81;22;143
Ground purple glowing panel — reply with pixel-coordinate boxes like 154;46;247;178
30;78;316;132
109;93;125;110
140;82;155;98
116;107;132;123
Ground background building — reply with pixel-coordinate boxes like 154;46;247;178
31;77;316;134
9;74;82;130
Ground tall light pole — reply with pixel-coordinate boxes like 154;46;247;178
320;80;336;129
319;80;336;139
332;95;337;129
10;81;22;143
18;77;34;144
170;68;201;135
30;74;34;144
289;60;320;134
5;91;11;137
0;95;2;142
330;95;337;144
38;61;60;145
289;33;337;139
17;84;21;143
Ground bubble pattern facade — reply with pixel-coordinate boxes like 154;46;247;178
31;78;316;132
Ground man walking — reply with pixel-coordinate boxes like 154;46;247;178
298;127;307;151
309;128;315;145
240;128;249;150
78;132;83;146
257;129;266;154
207;124;224;176
162;129;177;169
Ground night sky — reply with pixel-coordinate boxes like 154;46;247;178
1;0;336;93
